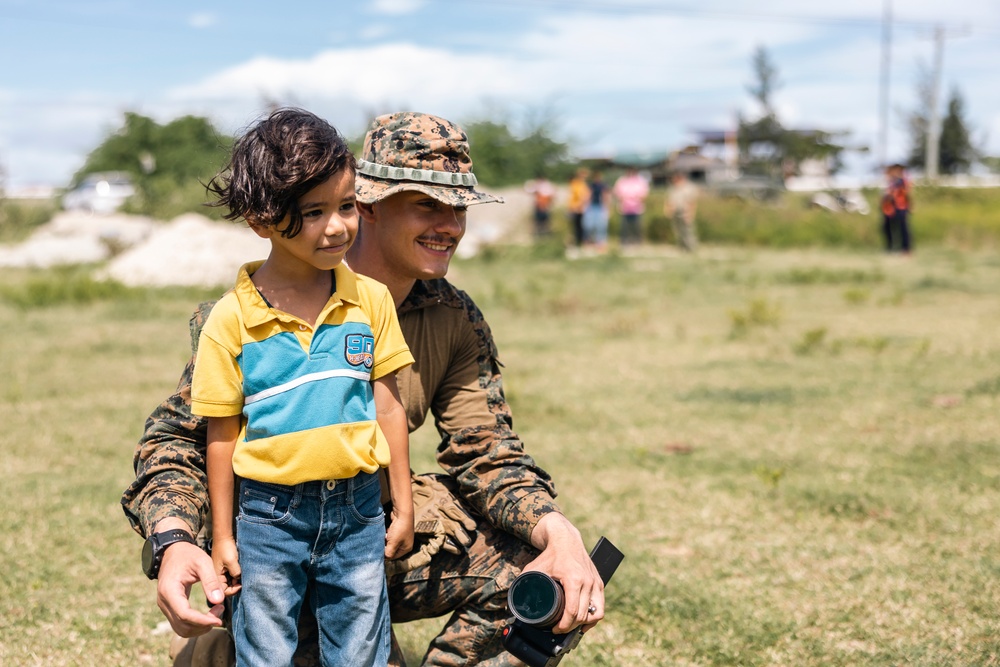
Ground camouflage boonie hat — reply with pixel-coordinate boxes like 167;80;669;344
356;112;504;208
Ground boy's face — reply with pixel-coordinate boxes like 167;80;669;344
253;170;358;272
359;190;467;282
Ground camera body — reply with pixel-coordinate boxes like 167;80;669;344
502;537;624;667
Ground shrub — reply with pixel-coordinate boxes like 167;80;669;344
0;267;143;309
0;198;57;243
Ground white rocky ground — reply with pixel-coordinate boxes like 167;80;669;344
0;186;534;288
0;211;158;269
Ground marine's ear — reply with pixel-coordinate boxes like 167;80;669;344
356;201;377;224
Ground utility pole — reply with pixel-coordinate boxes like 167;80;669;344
877;0;892;171
924;25;944;181
922;24;970;181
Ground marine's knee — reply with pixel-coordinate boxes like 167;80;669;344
169;629;234;667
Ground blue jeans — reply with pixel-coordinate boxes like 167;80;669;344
583;204;608;244
620;212;642;245
232;472;389;667
882;210;911;252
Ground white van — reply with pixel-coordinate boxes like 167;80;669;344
62;172;136;214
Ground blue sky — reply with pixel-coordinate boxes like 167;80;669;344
1;0;999;189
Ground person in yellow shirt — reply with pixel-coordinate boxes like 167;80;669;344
192;107;414;667
567;167;590;247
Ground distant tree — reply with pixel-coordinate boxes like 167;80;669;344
737;46;848;179
73;112;232;219
462;119;522;186
938;89;976;174
747;45;780;114
464;107;574;186
904;65;933;170
517;106;575;180
982;156;1000;174
906;73;978;175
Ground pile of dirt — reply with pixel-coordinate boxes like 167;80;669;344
101;214;270;288
0;186;532;287
0;211;157;269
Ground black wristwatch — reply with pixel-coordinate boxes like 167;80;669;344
141;529;196;580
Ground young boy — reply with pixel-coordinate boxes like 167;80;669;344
191;108;414;666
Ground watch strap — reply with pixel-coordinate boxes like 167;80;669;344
145;528;196;580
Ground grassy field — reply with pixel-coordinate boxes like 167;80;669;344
623;186;1000;251
2;242;1000;666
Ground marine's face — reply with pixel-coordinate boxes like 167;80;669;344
364;191;467;282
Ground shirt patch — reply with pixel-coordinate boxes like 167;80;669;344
345;333;375;369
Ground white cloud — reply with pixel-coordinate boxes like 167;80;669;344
188;12;218;29
165;45;525;117
371;0;425;16
360;24;391;40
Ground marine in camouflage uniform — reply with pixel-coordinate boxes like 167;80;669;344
123;112;602;666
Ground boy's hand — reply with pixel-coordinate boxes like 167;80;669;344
384;507;414;560
210;536;242;597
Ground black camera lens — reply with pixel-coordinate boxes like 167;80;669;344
508;571;564;628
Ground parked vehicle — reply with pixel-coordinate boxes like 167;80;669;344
809;189;870;215
710;175;785;202
62;172;136;214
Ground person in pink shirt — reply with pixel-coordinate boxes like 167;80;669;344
612;167;650;246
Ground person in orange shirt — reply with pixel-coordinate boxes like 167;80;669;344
880;163;912;254
524;174;557;238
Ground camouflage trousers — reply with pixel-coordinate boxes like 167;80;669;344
672;211;698;253
170;489;537;666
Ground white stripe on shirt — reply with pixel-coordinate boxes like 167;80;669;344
244;369;372;405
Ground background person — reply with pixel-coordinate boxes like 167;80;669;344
612;166;650;246
582;170;610;252
524;173;556;239
122;111;606;667
567;167;590;248
880;163;912;254
665;171;700;253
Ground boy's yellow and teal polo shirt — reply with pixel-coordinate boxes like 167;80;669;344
191;261;414;485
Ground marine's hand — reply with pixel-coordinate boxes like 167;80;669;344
411;474;476;555
525;513;605;634
157;540;225;637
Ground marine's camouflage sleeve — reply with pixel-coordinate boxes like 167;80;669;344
403;280;561;544
121;302;216;539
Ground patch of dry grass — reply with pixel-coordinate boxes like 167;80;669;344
2;245;1000;666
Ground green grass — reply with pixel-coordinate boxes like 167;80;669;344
545;186;1000;251
3;245;1000;665
0;198;57;243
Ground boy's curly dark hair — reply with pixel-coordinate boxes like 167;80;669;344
207;107;356;238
